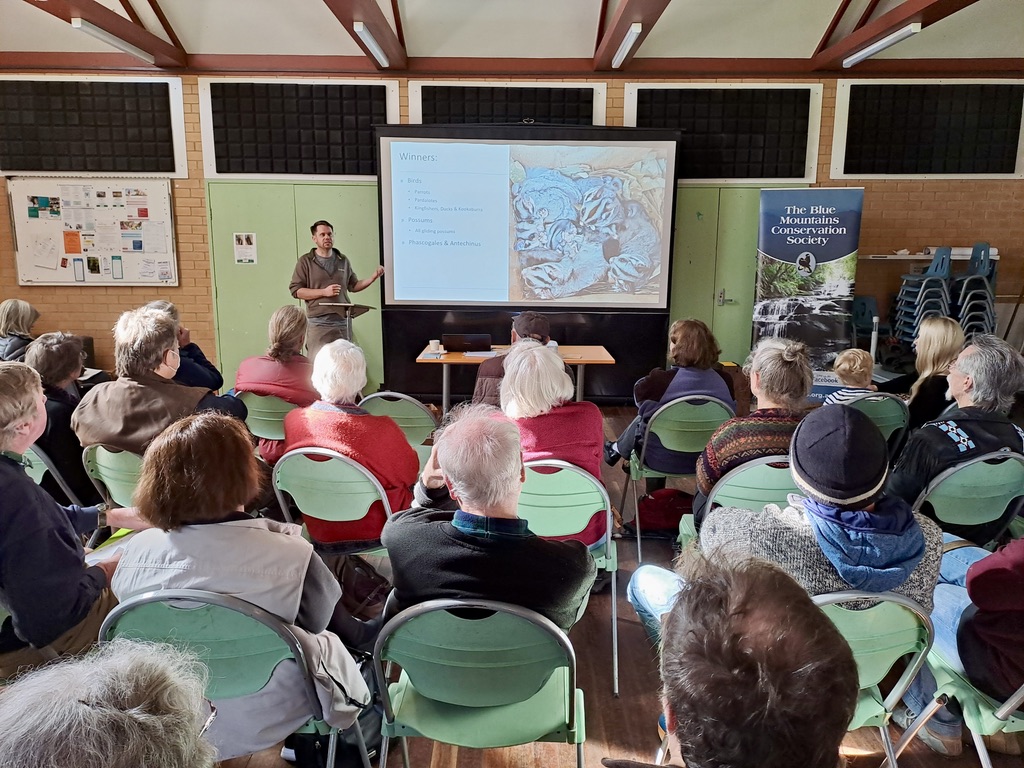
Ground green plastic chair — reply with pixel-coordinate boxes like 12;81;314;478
237;392;298;441
82;444;143;508
845;392;911;454
372;598;585;768
519;459;618;697
99;588;371;768
272;447;393;551
23;444;84;506
813;591;933;768
678;454;794;547
888;651;1024;768
618;395;734;562
358;391;437;471
912;451;1024;548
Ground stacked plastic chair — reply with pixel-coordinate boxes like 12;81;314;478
894;247;951;343
951;242;996;338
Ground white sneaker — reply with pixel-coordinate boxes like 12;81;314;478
280;745;297;763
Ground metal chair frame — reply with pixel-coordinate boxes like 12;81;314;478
24;443;83;506
844;391;911;453
100;588;370;768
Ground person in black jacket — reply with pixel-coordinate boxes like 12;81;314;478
0;299;39;362
0;362;147;679
24;332;102;505
382;403;596;633
145;300;224;391
888;335;1024;540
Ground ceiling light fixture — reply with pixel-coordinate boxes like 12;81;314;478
611;22;642;69
71;17;156;65
842;22;921;68
353;21;389;68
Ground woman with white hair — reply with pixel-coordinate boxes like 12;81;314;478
0;638;217;768
282;339;418;549
0;298;40;361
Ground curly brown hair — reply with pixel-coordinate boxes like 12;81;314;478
669;319;721;369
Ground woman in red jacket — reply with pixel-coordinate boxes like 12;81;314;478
282;339;418;551
895;535;1024;757
234;305;319;464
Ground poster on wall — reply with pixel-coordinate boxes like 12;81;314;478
753;188;864;402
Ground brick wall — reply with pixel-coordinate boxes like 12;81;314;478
0;75;1020;369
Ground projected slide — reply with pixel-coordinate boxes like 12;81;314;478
381;136;676;309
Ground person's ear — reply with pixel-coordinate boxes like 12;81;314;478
520;461;526;484
661;695;676;734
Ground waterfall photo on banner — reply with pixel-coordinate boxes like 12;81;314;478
754;188;865;399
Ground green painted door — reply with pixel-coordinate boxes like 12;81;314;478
669;187;720;330
208;182;298;389
292;183;383;393
712;188;761;365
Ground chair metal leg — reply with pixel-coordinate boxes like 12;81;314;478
654;735;670;765
972;729;995;768
326;729;340;768
576;740;585;768
379;734;390;768
400;736;411;768
882;695;946;768
617;476;641;563
350;721;370;768
878;724;899;768
610;568;619;697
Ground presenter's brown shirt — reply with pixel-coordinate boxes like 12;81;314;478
289;249;359;319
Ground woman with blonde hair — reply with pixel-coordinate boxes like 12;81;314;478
0;298;40;361
880;315;965;429
234;305;319;463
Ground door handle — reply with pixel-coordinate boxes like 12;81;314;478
717;289;737;306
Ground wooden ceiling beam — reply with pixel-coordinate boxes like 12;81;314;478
145;0;185;53
593;0;671;71
813;0;983;70
19;0;186;67
813;0;856;57
321;0;407;70
853;0;884;31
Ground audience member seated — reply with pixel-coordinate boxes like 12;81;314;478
628;404;942;642
419;343;605;542
893;536;1024;757
0;363;145;679
605;318;736;482
382;403;596;633
73;306;246;455
24;332;102;505
0;638;217;768
692;337;810;526
878;316;964;430
888;335;1024;519
472;311;570;406
234;305;319;464
112;412;370;759
604;557;859;768
823;347;877;405
0;298;39;362
282;339;418;550
146;300;224;391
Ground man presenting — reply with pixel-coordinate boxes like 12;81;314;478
290;220;385;359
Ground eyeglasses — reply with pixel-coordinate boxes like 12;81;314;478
199;699;217;738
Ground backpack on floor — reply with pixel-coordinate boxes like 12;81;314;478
636;488;692;532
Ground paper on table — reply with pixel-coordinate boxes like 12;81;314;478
463;351;498;358
84;531;137;566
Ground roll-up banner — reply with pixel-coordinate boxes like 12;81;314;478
754;188;865;403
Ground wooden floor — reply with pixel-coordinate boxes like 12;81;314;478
221;406;1019;768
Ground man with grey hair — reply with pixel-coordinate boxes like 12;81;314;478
381;403;596;632
888;335;1024;530
0;638;216;768
0;362;147;679
73;306;245;455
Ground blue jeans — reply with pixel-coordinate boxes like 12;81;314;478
626;564;685;642
901;534;989;739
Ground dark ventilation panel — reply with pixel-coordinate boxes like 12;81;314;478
209;82;388;175
420;86;595;125
636;87;812;179
844;83;1024;175
0;80;176;173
